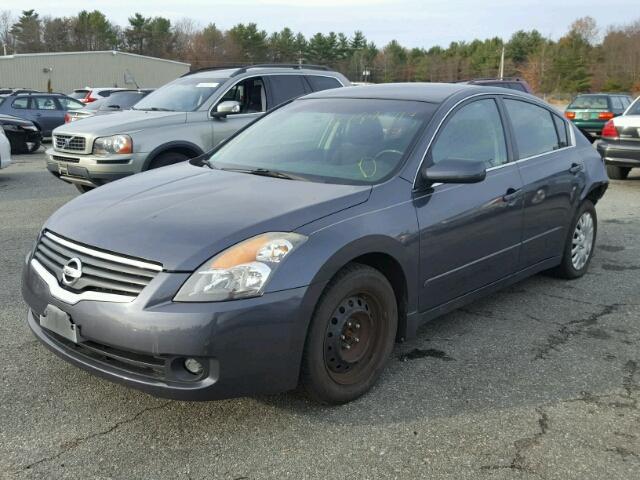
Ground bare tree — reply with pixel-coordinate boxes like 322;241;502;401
0;10;14;54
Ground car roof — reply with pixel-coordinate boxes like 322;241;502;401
186;65;342;80
301;82;494;104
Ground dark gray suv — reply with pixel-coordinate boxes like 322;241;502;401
46;65;349;192
22;83;608;404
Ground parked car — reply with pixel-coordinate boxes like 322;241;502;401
0;124;11;169
0;114;43;153
596;96;640;179
0;93;85;137
0;88;39;96
68;87;129;103
47;64;349;192
65;89;153;123
23;83;608;404
564;93;632;139
461;77;533;93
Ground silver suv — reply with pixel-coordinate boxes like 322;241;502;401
46;65;349;192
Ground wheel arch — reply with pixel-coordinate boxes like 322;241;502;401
142;141;205;170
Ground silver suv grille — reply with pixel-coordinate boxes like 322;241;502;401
54;134;87;152
33;231;162;299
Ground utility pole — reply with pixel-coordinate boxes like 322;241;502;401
499;46;505;80
297;50;303;67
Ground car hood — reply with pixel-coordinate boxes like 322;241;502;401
53;109;187;135
44;162;371;271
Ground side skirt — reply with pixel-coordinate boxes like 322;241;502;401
401;256;561;341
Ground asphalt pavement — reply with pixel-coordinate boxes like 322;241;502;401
1;151;639;480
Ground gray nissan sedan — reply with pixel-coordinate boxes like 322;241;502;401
22;83;608;404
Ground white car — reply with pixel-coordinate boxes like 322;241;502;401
0;125;12;169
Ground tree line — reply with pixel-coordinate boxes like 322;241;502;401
1;10;639;95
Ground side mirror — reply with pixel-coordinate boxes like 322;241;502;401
211;100;241;118
421;158;487;185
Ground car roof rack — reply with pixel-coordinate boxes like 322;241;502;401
230;64;330;77
183;63;331;78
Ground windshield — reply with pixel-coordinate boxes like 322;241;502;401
569;95;609;109
133;77;225;112
98;91;147;111
207;98;436;185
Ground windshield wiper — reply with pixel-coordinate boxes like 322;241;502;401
219;167;307;181
132;107;175;112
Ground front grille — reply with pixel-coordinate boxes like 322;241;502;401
54;134;87;152
33;231;162;298
43;329;167;380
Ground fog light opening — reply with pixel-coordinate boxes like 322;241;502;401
184;358;204;376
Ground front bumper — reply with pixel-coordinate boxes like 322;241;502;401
22;257;315;400
597;141;640;168
45;147;147;187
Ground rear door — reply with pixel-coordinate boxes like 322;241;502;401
415;97;524;311
502;97;583;269
31;96;63;136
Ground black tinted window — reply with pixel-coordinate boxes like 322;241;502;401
611;96;623;110
306;75;342;92
269;75;307;107
507;82;527;92
505;99;560;158
432;99;508;168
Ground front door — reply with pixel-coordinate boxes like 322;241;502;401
211;76;268;147
414;97;524;311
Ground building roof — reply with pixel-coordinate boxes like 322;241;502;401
0;50;190;67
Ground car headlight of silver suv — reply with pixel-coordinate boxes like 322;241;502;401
174;232;307;302
92;134;132;155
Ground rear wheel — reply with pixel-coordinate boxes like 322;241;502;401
551;200;597;279
606;165;630;180
300;264;397;404
19;139;41;154
148;151;189;170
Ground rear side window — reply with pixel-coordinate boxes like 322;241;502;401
432;98;508;168
269;75;308;107
11;97;29;109
504;99;561;158
306;75;342;92
507;82;527;92
33;97;57;110
58;97;85;110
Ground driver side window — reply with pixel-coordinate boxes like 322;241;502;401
218;77;266;114
432;99;508;168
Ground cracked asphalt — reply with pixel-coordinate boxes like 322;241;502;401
1;152;639;480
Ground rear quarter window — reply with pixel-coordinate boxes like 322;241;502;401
306;75;343;92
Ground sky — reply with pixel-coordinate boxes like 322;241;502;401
7;0;638;48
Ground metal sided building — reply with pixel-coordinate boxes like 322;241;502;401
0;51;190;93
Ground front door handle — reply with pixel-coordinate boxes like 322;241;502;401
502;187;520;204
569;163;583;174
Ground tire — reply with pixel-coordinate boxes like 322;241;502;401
300;263;398;404
551;200;597;279
148;151;189;170
606;165;630;180
75;184;94;194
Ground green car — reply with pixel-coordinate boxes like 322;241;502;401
565;94;632;139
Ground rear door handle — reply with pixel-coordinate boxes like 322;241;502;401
569;163;583;174
503;187;520;203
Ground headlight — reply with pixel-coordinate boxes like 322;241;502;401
92;135;132;155
174;232;307;302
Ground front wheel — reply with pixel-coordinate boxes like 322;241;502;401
75;184;94;194
300;264;398;404
551;200;597;279
148;151;189;170
606;165;630;180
